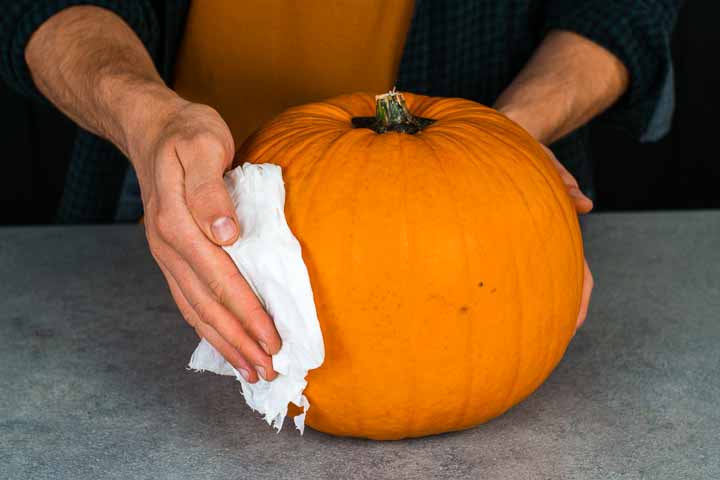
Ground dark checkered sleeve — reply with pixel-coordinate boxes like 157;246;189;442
0;0;159;102
544;0;683;142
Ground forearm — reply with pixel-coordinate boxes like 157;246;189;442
494;30;629;145
25;5;181;164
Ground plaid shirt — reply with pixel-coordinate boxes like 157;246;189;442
0;0;681;223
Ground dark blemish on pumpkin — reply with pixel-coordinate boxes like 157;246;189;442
459;306;469;314
490;288;497;294
477;281;484;287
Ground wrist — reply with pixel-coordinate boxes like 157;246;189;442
100;73;188;173
494;30;629;145
496;101;567;145
494;70;577;145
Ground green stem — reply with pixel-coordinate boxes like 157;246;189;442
352;89;434;134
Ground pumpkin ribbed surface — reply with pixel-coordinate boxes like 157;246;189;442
237;92;584;440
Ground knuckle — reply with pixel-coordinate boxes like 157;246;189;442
146;236;171;268
192;130;224;151
144;228;162;254
206;277;229;306
154;206;179;243
147;243;164;263
179;306;198;327
189;297;214;327
181;130;230;163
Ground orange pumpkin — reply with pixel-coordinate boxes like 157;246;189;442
238;91;584;440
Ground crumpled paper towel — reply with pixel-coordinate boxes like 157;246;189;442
188;163;325;434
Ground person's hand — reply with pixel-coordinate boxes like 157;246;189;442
541;145;594;332
23;4;280;379
130;96;281;383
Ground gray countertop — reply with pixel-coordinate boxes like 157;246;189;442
1;211;719;480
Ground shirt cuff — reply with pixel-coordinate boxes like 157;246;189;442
544;0;681;142
0;0;158;102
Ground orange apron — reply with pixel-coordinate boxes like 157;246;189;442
172;0;414;148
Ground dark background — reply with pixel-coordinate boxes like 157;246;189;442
0;3;716;225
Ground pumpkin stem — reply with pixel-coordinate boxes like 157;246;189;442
352;88;435;134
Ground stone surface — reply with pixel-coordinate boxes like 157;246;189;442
1;212;719;479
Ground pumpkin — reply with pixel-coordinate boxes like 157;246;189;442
238;90;584;440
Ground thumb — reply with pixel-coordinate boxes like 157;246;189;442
181;136;240;246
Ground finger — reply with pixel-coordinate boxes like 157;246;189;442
176;133;241;246
181;231;282;357
153;153;283;356
155;256;258;382
542;145;578;187
575;258;594;332
152;231;278;381
542;145;594;214
193;321;259;382
567;186;594;215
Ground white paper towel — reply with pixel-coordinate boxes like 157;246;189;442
188;163;325;434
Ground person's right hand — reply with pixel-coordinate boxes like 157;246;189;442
130;96;281;383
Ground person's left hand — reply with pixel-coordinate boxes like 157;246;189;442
541;145;594;332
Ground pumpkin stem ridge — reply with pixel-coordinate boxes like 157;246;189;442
352;88;434;134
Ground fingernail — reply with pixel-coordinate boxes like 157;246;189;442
211;216;237;243
259;340;271;356
238;368;250;382
255;365;266;380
